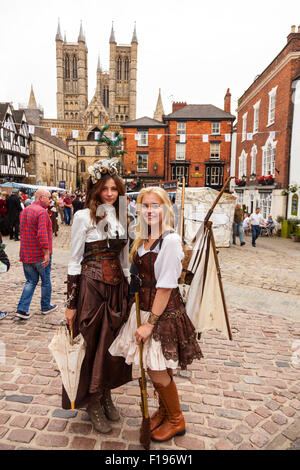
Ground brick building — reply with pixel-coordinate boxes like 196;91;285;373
121;117;167;190
235;26;300;219
164;96;235;189
121;90;235;191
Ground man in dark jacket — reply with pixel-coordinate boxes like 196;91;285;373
72;194;84;215
6;190;22;241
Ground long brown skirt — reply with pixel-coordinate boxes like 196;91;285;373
62;272;132;410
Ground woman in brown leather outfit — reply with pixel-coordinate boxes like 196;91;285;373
109;186;202;442
64;159;132;433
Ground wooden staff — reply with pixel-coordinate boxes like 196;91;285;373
135;292;151;450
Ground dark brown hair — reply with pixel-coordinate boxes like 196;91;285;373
85;174;126;224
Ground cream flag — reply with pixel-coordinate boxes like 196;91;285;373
185;225;231;339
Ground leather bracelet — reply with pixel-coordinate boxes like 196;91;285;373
147;312;160;326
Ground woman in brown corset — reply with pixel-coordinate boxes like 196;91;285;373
109;186;202;442
64;159;132;433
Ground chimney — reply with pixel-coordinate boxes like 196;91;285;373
224;88;231;113
287;25;300;43
172;102;187;113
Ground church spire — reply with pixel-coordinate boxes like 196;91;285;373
28;85;37;109
78;20;85;42
97;55;102;73
153;88;165;122
55;18;63;41
109;22;116;43
132;22;138;43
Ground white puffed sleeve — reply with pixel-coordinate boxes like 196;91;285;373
119;238;130;279
154;233;184;288
67;210;90;275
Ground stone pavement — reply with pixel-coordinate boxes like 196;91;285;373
0;226;300;451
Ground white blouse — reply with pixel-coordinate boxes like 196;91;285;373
68;207;129;277
137;232;184;289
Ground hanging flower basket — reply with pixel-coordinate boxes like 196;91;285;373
258;176;266;185
235;178;246;187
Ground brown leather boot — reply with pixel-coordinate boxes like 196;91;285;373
87;400;112;434
100;389;120;422
150;369;173;432
151;378;186;442
150;393;166;432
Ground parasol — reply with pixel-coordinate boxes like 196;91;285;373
48;325;86;410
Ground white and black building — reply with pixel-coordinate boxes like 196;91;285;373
0;103;30;183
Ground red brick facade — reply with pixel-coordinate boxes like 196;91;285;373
121;96;235;190
236;28;300;189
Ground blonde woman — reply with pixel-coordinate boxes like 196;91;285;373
109;187;202;442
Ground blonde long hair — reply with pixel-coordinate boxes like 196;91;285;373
130;186;174;262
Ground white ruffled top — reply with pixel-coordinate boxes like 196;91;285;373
137;232;184;289
67;207;129;277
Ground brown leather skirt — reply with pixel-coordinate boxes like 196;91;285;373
62;270;132;410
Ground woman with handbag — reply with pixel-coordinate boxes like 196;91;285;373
109;186;202;442
64;159;132;433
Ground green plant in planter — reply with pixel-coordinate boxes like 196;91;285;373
276;215;284;224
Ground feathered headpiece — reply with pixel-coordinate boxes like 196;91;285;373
88;158;120;185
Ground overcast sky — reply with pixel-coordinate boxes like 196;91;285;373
1;0;300;121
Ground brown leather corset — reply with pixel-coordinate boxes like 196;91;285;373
133;250;184;313
81;238;127;285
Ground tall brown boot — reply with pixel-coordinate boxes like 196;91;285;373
151;378;186;442
150;391;166;432
150;369;173;432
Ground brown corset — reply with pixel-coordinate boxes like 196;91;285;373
81;238;127;285
133;241;184;313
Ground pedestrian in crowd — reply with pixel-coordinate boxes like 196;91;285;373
63;192;73;226
0;232;10;320
249;207;265;248
64;159;132;433
58;193;65;225
6;189;23;241
109;186;202;442
72;194;84;215
0;191;9;236
48;196;59;237
243;212;251;236
24;195;32;207
232;203;246;246
266;214;276;235
15;189;57;320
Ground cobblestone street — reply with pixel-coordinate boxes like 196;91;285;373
0;225;300;450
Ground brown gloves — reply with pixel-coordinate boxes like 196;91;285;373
66;275;81;309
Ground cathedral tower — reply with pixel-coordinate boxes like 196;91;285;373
108;23;138;122
56;20;88;121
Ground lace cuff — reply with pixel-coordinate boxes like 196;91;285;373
65;275;81;309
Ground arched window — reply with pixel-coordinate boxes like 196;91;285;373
117;57;122;81
98;112;102;123
103;86;109;108
80;147;85;156
262;137;277;176
120;115;124;121
238;150;247;179
250;145;257;176
80;161;86;173
73;56;78;79
90;113;94;124
116;115;119;121
124;58;129;81
65;54;70;78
